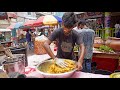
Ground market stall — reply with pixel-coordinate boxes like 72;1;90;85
74;47;120;73
0;29;12;47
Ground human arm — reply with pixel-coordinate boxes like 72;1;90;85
43;28;67;68
77;43;85;70
44;36;67;68
43;29;60;60
75;32;85;70
43;39;56;59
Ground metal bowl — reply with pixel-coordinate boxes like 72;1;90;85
110;72;120;78
36;59;77;78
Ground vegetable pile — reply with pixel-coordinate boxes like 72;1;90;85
97;45;115;53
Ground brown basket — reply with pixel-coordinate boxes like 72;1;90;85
34;40;47;55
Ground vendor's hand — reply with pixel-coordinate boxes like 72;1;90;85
54;58;68;68
76;61;83;71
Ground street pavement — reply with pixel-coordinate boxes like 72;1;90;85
27;44;56;67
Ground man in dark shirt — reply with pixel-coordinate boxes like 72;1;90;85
43;12;85;70
26;29;32;50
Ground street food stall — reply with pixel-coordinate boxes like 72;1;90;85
0;49;110;78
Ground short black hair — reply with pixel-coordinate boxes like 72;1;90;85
62;12;77;29
77;19;86;26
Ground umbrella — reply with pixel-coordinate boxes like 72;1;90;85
33;15;62;26
33;16;44;26
53;15;62;22
7;22;24;30
24;20;36;27
19;20;36;29
38;26;49;30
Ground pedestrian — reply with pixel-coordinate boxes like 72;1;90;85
75;19;95;73
31;30;36;48
114;21;120;35
116;29;120;38
43;12;85;71
26;29;32;50
39;29;45;36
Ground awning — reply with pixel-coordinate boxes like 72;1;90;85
6;22;24;30
7;12;17;18
0;29;11;32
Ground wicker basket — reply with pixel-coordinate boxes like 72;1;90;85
34;35;48;55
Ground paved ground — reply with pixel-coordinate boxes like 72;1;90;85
27;44;56;67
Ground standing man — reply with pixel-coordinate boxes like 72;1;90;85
115;21;120;36
43;12;85;70
26;29;32;50
75;20;95;73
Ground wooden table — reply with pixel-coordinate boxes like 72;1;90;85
93;48;120;66
74;48;120;66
